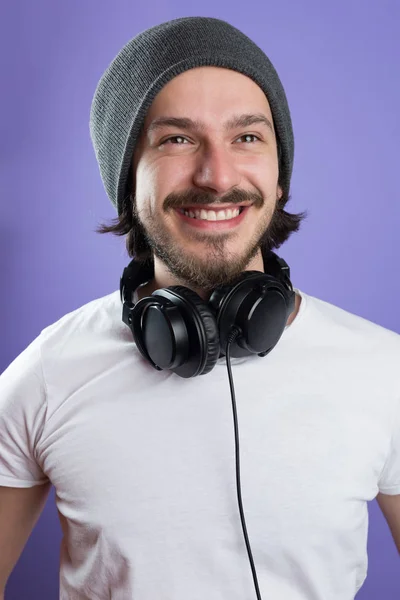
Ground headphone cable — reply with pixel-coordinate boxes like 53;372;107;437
226;327;262;600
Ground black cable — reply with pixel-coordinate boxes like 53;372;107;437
225;327;262;600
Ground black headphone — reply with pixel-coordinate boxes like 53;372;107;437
120;248;295;379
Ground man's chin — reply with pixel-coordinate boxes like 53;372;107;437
148;229;263;287
162;255;255;291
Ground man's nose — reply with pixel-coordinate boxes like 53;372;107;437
192;144;241;196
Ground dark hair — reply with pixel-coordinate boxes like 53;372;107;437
96;154;307;261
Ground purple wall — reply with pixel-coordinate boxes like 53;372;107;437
1;0;399;597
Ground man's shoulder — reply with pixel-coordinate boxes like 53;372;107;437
299;288;400;350
40;290;123;345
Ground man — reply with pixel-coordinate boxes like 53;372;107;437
0;16;399;600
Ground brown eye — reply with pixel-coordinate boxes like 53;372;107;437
162;136;189;145
235;134;260;144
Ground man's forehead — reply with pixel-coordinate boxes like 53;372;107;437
144;66;271;113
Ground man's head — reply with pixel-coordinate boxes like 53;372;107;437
91;17;306;289
132;65;287;291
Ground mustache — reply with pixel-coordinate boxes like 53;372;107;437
164;188;264;210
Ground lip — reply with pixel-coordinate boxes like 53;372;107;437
174;205;251;231
177;202;253;211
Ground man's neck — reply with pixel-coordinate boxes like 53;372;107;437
135;258;301;328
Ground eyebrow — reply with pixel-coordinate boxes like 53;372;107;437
146;113;275;136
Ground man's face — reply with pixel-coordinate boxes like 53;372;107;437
132;66;282;291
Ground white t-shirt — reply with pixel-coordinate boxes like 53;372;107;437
1;287;399;600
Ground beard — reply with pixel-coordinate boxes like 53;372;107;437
134;187;281;292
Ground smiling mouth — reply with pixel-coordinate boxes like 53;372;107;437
177;205;248;222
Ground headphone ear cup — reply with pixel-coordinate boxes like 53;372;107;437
168;286;220;375
210;272;293;358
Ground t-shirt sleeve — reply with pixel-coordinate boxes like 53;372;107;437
378;396;400;495
0;335;50;488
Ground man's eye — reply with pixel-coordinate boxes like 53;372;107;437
162;136;189;145
235;134;260;144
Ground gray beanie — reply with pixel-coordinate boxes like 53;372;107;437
90;16;294;216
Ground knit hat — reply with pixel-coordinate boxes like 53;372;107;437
90;16;294;216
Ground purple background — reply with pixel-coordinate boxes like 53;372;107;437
1;0;399;597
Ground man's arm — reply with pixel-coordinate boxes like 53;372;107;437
376;492;400;555
0;483;51;593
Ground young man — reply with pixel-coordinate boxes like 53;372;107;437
0;16;399;600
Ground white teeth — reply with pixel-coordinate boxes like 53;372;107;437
182;208;241;221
